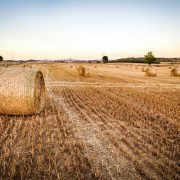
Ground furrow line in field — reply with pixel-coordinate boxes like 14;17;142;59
62;86;173;179
49;93;101;179
68;86;179;176
86;87;179;163
110;87;180;122
0;119;16;149
62;86;141;179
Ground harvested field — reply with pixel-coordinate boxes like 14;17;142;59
0;63;179;179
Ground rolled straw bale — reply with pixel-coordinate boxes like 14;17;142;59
145;68;157;77
26;64;32;68
0;68;45;115
171;67;180;77
35;66;49;81
77;65;85;77
141;67;146;72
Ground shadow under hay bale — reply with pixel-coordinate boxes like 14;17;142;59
171;67;180;77
145;68;157;77
0;68;45;115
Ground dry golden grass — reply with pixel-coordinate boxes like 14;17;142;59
0;62;179;179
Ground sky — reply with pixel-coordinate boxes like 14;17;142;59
0;0;180;60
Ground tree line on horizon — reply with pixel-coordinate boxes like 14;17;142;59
103;51;156;64
1;52;178;64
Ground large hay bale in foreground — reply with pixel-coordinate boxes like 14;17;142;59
171;67;180;77
76;65;85;77
145;68;157;77
0;68;45;115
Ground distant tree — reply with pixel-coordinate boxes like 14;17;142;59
102;56;108;63
0;56;3;62
144;51;156;65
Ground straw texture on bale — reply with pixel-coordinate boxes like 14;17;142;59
171;67;180;77
77;65;85;77
0;68;45;115
145;68;157;77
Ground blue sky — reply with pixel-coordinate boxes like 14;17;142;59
0;0;180;60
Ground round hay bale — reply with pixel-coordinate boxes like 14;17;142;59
38;67;49;80
0;68;45;115
141;67;146;72
77;65;85;77
145;68;157;77
26;64;32;68
171;67;180;77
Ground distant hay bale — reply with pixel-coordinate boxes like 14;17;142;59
0;68;45;115
145;68;157;77
76;65;85;77
38;67;49;80
27;64;32;68
141;67;146;72
171;67;180;77
69;65;73;68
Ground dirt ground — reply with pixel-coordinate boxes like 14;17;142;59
0;63;179;179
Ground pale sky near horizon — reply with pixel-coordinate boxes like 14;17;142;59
0;0;180;60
